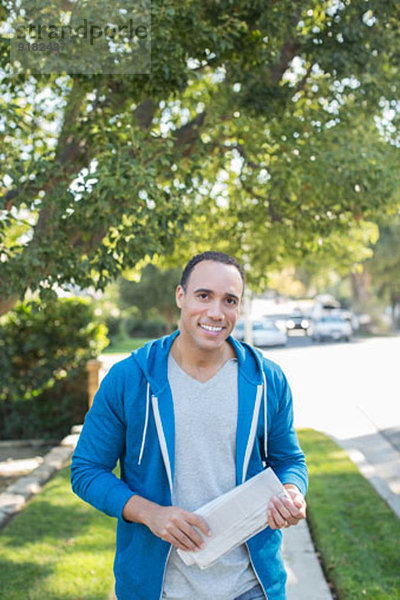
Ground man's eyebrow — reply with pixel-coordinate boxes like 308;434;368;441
225;293;240;301
193;288;240;301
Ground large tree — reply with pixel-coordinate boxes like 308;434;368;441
1;1;399;312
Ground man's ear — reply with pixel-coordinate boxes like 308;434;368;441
176;285;185;309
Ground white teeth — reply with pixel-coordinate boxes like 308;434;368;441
201;324;223;332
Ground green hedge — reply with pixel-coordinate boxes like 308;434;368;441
124;314;166;338
0;298;108;440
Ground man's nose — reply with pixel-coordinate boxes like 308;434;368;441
206;301;224;320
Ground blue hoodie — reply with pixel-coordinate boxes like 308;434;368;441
71;331;307;600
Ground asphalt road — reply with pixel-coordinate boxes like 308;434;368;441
262;333;400;444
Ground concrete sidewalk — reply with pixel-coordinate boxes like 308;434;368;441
337;426;400;520
0;431;80;529
284;521;332;600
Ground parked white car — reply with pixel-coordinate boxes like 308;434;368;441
309;315;352;342
233;319;288;347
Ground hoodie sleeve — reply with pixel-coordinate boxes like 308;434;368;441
265;367;308;497
71;364;135;519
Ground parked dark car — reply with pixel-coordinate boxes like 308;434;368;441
285;314;310;334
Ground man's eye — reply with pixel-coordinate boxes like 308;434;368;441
227;298;237;305
198;293;208;299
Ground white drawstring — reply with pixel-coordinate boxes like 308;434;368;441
138;372;267;469
138;382;150;465
242;383;263;483
262;370;268;459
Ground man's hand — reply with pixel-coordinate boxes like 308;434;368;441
144;505;211;551
267;484;306;530
122;495;211;551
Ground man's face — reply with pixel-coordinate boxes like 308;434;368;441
176;260;243;353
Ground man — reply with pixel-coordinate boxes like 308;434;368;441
71;251;307;600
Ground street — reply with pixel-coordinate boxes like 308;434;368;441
263;334;400;444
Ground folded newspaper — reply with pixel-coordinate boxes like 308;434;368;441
177;467;289;569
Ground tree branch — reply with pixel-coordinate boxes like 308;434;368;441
235;144;259;169
3;79;89;211
294;62;314;95
269;39;301;85
134;99;157;129
240;180;282;223
173;112;206;156
268;7;303;85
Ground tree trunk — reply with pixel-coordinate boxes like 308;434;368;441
163;306;175;334
390;289;400;330
350;267;371;313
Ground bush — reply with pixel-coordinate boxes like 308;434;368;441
124;315;166;338
104;314;122;338
0;369;89;440
0;298;108;440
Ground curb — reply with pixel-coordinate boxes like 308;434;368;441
0;439;59;448
336;430;400;519
0;425;81;529
283;520;333;599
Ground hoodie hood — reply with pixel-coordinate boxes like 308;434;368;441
130;330;266;394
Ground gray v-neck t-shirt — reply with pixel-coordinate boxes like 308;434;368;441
162;354;258;600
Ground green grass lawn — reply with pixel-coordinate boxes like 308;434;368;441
0;467;115;600
1;431;399;599
298;428;400;600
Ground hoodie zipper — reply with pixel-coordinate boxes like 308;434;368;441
158;546;172;600
246;543;268;599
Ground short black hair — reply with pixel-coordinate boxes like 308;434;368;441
180;251;245;291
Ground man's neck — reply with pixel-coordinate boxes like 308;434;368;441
171;335;235;383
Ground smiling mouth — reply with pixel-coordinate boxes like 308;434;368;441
199;323;224;333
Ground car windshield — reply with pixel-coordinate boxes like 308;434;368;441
260;322;277;330
320;316;344;323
